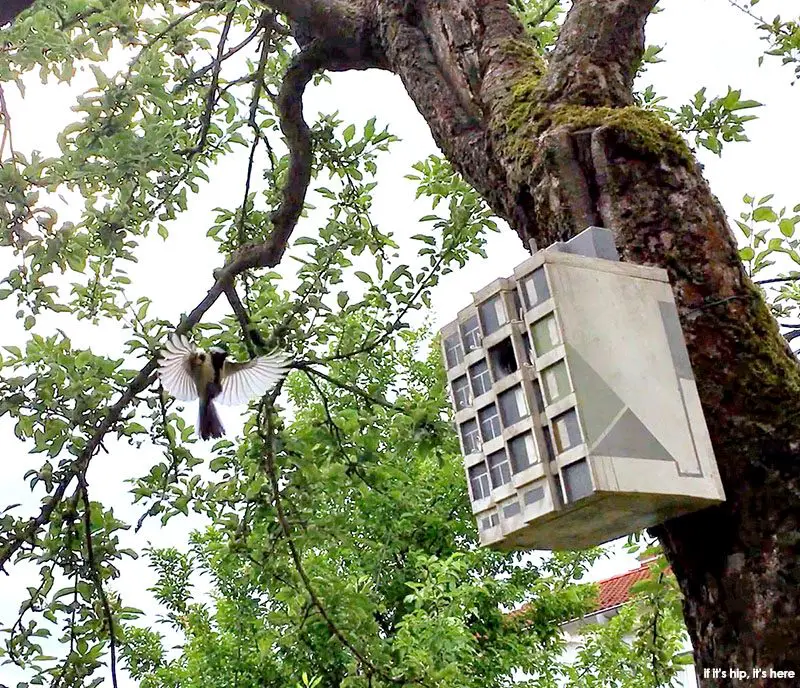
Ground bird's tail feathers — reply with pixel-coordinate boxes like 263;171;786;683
199;399;225;440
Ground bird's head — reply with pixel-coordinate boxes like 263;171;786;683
209;345;229;367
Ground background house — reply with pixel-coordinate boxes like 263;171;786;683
558;557;698;688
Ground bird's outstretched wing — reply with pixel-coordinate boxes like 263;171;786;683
158;334;199;401
217;350;292;406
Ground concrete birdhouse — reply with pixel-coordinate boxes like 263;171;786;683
440;227;725;550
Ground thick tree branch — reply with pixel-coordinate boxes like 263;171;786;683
259;0;381;69
541;0;658;106
220;43;322;271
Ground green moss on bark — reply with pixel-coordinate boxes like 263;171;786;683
495;38;546;133
494;60;694;174
550;105;693;164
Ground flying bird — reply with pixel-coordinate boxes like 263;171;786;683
158;334;292;440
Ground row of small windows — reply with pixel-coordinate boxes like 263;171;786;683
459;384;532;452
467;431;539;501
477;484;547;532
450;337;531;410
443;268;551;370
472;404;580;460
449;320;570;419
447;311;560;381
476;461;593;530
465;408;584;503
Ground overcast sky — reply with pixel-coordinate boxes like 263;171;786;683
1;0;798;684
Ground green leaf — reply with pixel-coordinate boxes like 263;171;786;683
779;218;797;237
752;206;778;222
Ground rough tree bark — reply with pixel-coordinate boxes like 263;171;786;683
273;1;800;683
3;0;798;684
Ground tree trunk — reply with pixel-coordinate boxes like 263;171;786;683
292;0;799;683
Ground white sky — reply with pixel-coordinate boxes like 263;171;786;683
1;0;798;684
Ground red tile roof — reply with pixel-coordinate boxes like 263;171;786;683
508;558;667;624
593;564;652;613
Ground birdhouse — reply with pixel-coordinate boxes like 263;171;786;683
440;227;725;550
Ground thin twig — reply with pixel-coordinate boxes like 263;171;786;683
303;371;386;493
175;14;274;93
295;362;404;412
223;281;266;356
77;475;119;688
119;1;226;93
237;22;274;246
181;6;237;156
532;0;560;27
756;276;800;286
0;84;15;160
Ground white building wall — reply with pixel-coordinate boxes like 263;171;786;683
513;608;698;687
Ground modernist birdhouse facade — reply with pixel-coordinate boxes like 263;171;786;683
440;228;725;551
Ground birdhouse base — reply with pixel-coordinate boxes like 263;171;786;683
489;491;721;551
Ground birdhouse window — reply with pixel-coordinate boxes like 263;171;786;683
508;431;537;472
460;315;481;353
562;459;593;503
469;359;492;397
502;500;521;518
531;314;562;357
479;295;506;336
489;338;518;381
542;425;557;462
479;512;499;530
460;419;481;455
489;338;518;380
469;463;491;501
488;449;512;488
444;333;464;369
553;408;582;453
498;385;528;427
524;485;545;506
520;332;532;364
542;360;571;404
478;403;502;442
451;375;471;411
531;380;545;414
521;267;550;309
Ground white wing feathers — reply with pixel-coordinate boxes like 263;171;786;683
218;350;292;406
158;334;199;401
